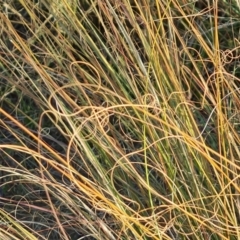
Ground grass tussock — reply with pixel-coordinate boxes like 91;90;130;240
0;0;240;239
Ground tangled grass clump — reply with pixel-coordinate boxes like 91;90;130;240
0;0;240;239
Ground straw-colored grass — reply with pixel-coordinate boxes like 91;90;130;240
0;0;240;239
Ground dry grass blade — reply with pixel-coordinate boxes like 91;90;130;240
0;0;240;239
